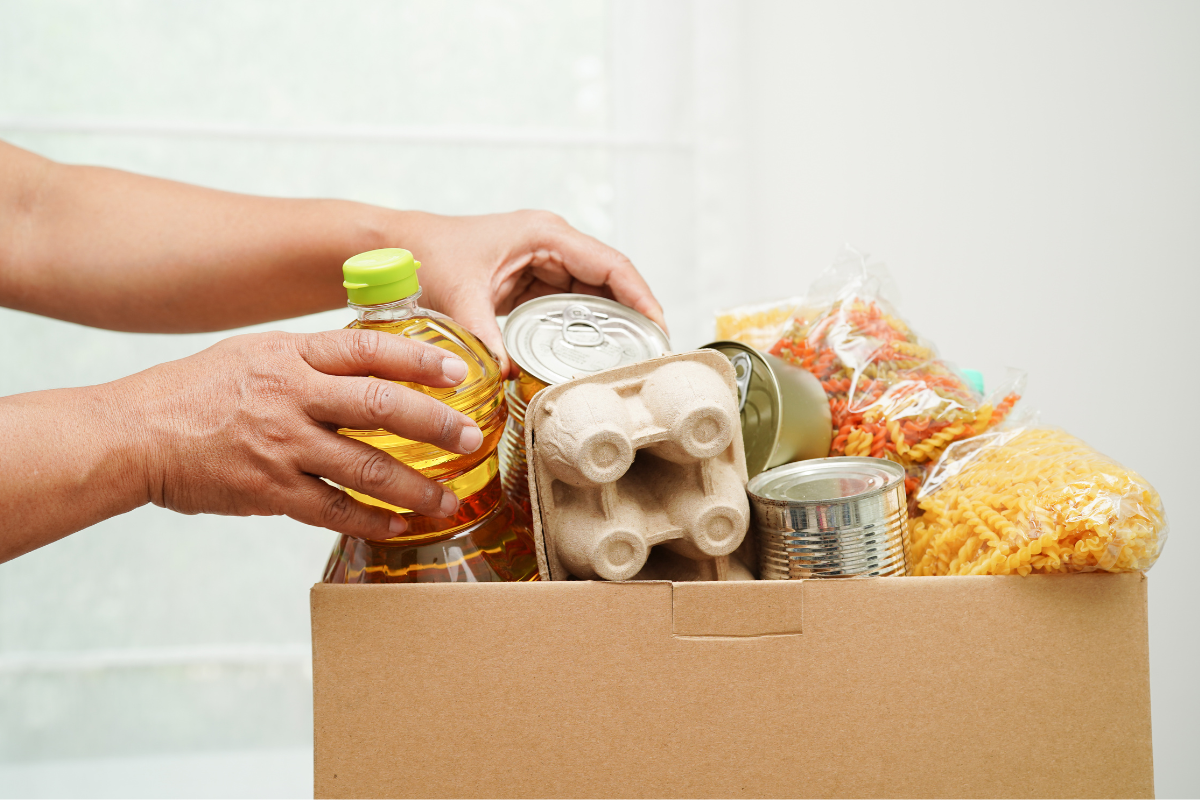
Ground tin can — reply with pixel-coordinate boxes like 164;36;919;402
748;457;908;579
497;368;548;518
499;295;670;517
703;341;832;478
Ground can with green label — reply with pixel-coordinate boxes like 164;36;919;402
703;340;832;478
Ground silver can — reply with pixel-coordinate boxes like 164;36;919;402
499;295;670;518
748;457;909;579
503;295;671;385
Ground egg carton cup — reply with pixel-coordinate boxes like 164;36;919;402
525;350;752;581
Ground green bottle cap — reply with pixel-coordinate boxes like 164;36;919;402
961;368;985;396
342;248;421;305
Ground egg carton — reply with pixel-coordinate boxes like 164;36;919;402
525;350;752;581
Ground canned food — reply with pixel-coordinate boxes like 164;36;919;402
748;457;909;579
497;368;546;518
703;341;832;477
499;295;670;517
503;295;670;385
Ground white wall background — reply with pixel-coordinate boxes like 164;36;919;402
0;1;1196;797
740;5;1199;799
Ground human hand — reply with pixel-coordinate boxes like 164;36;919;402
397;210;668;377
122;329;480;539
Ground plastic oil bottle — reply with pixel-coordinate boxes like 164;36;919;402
321;248;539;583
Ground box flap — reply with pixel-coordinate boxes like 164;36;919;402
672;580;802;637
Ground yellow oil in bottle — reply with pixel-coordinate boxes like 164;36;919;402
322;472;537;582
321;248;538;583
337;312;507;526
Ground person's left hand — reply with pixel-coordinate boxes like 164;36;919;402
395;210;667;378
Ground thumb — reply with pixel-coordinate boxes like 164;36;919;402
443;294;512;380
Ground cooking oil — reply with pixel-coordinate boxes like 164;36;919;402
322;471;535;582
337;308;506;525
321;248;538;583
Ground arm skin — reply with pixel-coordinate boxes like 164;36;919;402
0;140;666;562
0;140;666;366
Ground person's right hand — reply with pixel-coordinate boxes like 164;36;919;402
119;328;480;540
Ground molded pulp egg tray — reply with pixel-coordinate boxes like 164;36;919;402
525;350;752;582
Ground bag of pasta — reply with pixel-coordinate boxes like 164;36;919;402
908;427;1168;575
714;296;805;351
767;248;1021;498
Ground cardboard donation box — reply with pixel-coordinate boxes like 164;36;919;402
311;572;1152;798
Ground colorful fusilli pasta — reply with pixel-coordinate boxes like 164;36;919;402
768;292;1020;501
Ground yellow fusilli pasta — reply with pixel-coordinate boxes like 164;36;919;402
907;428;1167;576
713;297;804;351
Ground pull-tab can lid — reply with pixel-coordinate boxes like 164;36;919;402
503;294;670;385
748;457;904;505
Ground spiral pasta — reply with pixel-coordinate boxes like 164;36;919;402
907;428;1167;576
714;297;804;351
769;296;1020;501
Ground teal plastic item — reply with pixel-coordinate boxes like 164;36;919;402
961;368;985;396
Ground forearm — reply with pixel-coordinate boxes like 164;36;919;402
0;382;150;562
0;141;666;349
0;140;411;332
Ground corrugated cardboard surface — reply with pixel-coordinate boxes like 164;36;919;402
311;573;1152;799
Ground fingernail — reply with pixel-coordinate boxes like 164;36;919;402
389;515;407;535
440;490;459;517
459;425;482;453
442;357;468;383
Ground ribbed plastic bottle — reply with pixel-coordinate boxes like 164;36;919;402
321;248;539;583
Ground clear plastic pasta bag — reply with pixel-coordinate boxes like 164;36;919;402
908;427;1168;575
713;296;805;351
766;247;1022;499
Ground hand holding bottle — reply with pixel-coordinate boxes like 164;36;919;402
323;248;539;583
119;329;481;539
0;141;665;561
